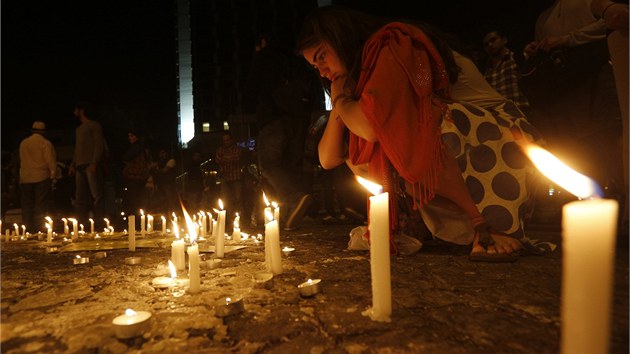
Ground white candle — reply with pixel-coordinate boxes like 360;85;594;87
161;216;167;235
13;223;19;237
5;229;10;242
140;210;146;236
128;215;136;251
263;193;273;224
215;200;226;258
79;224;84;234
89;218;94;234
561;199;618;354
45;216;53;235
264;209;282;274
112;309;152;339
187;242;200;294
171;237;186;271
147;215;153;233
182;206;201;294
172;212;178;234
357;176;391;322
272;202;280;226
232;212;241;241
70;218;78;241
46;223;52;244
207;212;213;236
62;218;69;235
104;218;110;230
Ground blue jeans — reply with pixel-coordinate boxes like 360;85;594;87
20;178;52;232
75;164;104;227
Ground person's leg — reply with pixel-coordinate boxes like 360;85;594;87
434;153;522;255
32;179;52;232
74;166;90;225
19;183;35;232
86;166;104;227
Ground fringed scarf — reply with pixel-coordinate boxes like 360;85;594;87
348;22;451;250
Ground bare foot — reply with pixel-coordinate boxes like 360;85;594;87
472;232;522;255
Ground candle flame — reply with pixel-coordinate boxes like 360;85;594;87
356;176;383;195
181;203;198;244
523;144;602;199
45;216;52;223
218;199;224;210
263;192;270;206
226;297;232;304
125;308;137;316
89;218;93;223
140;209;144;216
168;260;177;278
76;255;81;258
307;279;313;285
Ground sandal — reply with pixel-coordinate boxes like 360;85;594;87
469;222;520;263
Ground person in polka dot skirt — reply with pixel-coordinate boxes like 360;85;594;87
298;6;549;261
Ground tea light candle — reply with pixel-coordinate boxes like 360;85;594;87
206;258;223;269
253;272;274;289
281;246;295;256
46;245;61;254
298;278;321;297
124;256;142;265
73;255;89;265
112;309;152;339
214;296;244;317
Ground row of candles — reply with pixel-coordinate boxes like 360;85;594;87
8;141;619;351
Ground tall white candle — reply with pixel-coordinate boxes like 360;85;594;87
140;210;146;236
187;242;200;293
171;232;186;271
45;217;52;235
13;223;19;237
128;215;136;251
104;218;110;230
46;223;52;244
357;176;391;322
264;209;282;274
70;218;78;241
62;218;69;235
147;215;153;233
206;212;213;236
216;200;226;258
161;216;167;235
182;205;200;294
561;199;618;354
89;218;94;234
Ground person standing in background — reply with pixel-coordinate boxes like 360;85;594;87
216;132;244;219
69;101;106;231
482;30;531;113
19;121;57;232
592;0;629;231
121;130;150;216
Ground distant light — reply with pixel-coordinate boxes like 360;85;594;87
223;121;229;131
202;122;210;133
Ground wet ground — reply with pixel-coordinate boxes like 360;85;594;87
1;216;628;354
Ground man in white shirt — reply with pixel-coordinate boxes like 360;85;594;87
19;121;57;232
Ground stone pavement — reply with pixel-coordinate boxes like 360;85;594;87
0;217;628;354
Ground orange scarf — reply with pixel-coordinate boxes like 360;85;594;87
348;22;450;238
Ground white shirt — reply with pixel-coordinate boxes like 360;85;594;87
19;133;57;183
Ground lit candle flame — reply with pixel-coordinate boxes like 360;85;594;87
125;308;137;317
307;279;313;285
140;209;144;216
45;216;52;223
76;255;81;259
356;176;383;195
263;192;270;207
168;260;177;279
218;199;224;210
181;203;197;244
523;144;602;199
226;297;232;304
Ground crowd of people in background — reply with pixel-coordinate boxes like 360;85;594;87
2;1;627;241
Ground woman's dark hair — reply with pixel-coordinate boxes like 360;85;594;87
296;6;460;96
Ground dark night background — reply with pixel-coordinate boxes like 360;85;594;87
1;0;552;157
